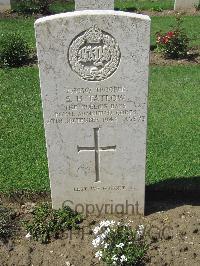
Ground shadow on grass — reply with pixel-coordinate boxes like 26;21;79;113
146;176;200;215
0;177;199;216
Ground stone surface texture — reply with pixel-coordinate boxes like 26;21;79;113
75;0;114;10
0;0;10;10
174;0;199;10
35;10;150;215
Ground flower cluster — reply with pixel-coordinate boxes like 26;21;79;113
92;220;115;249
92;220;147;266
135;224;144;240
156;17;189;59
156;31;175;45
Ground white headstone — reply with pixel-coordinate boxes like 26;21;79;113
0;0;10;11
35;3;150;215
75;0;114;10
174;0;199;10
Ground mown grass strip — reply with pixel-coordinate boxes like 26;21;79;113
0;66;199;192
1;16;199;49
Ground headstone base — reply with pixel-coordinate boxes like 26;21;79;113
174;0;199;10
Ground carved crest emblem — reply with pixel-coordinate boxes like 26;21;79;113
68;25;121;81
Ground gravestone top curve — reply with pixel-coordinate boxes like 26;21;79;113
35;10;150;25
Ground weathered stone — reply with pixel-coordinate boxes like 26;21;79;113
35;10;150;215
174;0;199;10
75;0;114;10
0;0;10;11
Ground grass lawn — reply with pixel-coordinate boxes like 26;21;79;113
0;16;200;50
115;0;174;11
147;66;200;184
0;67;49;193
0;18;35;50
0;65;199;193
51;0;174;13
151;16;200;47
11;0;174;13
0;7;199;192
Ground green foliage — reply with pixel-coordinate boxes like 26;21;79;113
0;205;15;242
92;221;147;265
0;32;30;67
151;6;163;12
13;0;53;15
35;0;53;14
156;16;189;59
0;15;200;191
195;2;200;10
147;66;200;184
23;203;83;243
151;16;200;48
1;16;200;50
0;65;200;192
115;0;173;11
49;0;74;13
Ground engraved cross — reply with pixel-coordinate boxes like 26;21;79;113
77;128;116;182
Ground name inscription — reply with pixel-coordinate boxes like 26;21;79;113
47;85;146;125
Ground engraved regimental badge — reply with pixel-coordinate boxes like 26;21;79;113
68;25;121;81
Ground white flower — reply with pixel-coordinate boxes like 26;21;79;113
105;228;110;234
138;224;144;231
116;243;124;248
124;223;130;227
95;250;103;260
136;224;144;239
120;255;127;262
110;220;116;226
112;255;118;261
25;232;32;239
104;243;109;249
93;226;100;235
101;233;106;239
100;220;110;228
99;220;116;228
92;237;101;248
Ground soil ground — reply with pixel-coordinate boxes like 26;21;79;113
0;195;199;266
150;47;200;66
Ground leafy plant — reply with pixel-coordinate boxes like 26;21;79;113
151;6;163;12
156;16;189;59
0;32;31;67
0;205;16;242
124;6;138;12
92;220;147;266
195;2;200;11
36;0;53;14
23;203;83;243
13;0;53;15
